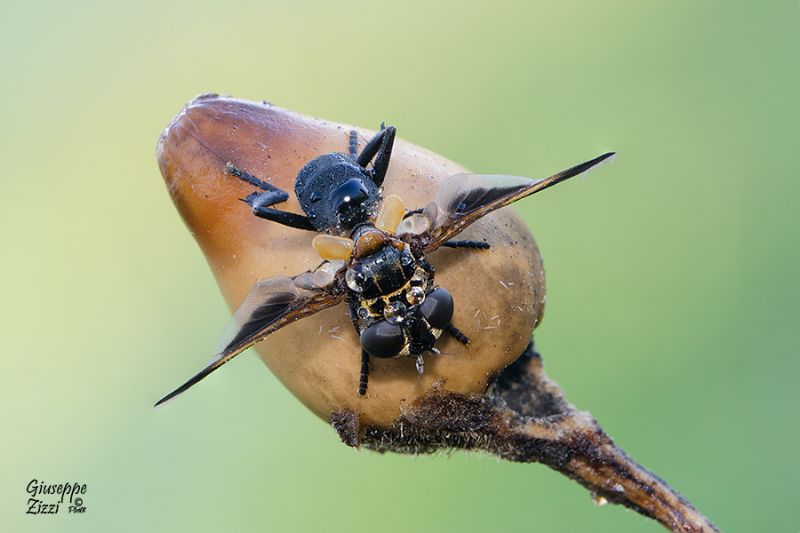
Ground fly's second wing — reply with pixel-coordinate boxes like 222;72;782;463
155;262;346;407
414;152;615;253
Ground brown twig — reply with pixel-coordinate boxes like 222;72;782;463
331;343;720;533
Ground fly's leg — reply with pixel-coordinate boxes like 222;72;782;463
419;258;435;274
444;323;470;345
358;349;370;396
442;240;491;250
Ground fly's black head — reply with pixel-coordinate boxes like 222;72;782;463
358;288;454;359
295;153;380;233
360;320;405;358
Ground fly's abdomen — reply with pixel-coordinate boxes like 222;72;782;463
350;244;415;298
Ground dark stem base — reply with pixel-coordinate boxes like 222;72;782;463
330;342;720;533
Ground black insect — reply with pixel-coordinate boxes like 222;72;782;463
155;125;614;406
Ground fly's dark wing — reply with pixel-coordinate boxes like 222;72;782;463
408;152;615;253
155;261;346;407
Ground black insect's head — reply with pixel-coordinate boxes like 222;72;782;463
295;153;380;233
330;177;373;229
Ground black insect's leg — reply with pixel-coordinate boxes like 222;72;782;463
444;323;470;345
358;349;370;396
356;125;386;166
240;197;316;231
369;126;396;188
228;163;313;231
228;163;292;219
251;207;315;231
442;240;491;250
356;125;396;188
348;130;358;158
242;190;292;210
226;163;289;205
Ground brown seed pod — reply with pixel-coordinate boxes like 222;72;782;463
157;94;544;427
157;95;719;532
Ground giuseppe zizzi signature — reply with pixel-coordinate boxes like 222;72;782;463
26;479;87;515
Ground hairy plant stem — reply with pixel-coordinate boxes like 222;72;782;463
331;342;719;533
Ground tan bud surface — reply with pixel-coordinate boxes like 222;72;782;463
157;94;545;427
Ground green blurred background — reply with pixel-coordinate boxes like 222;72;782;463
1;1;798;531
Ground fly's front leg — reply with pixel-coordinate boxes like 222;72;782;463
419;258;435;274
444;323;470;345
359;349;370;396
415;354;424;374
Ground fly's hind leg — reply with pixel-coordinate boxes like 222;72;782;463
444;323;470;345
